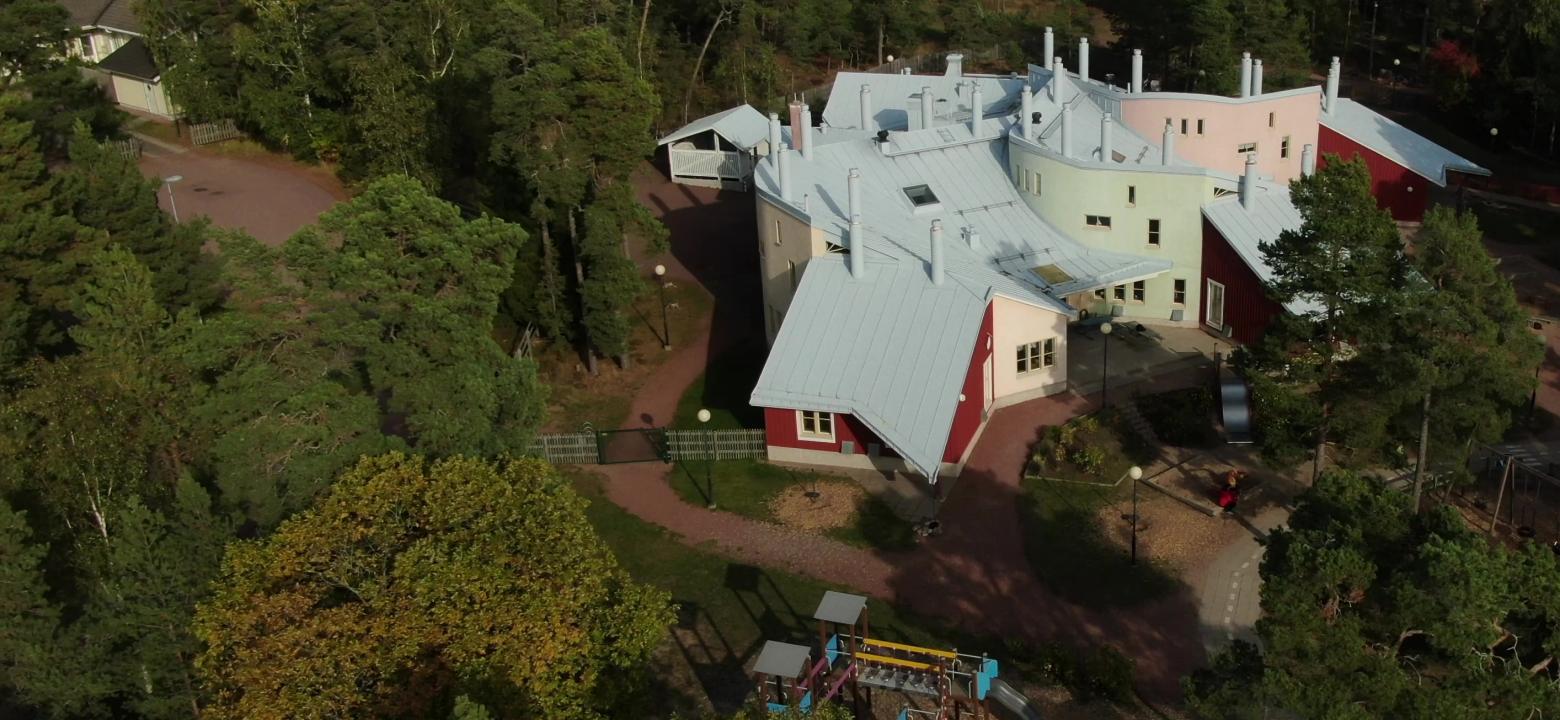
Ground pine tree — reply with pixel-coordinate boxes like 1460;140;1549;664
0;499;59;707
1229;0;1312;90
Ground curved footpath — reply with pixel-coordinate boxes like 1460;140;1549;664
594;319;1204;702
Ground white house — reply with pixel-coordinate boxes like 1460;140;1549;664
60;0;176;118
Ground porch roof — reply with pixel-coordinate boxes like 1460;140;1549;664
658;105;771;151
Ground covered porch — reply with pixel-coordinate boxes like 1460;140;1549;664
1066;321;1227;396
657;105;770;190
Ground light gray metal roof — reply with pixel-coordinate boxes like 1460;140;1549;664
813;591;867;624
754;641;812;679
821;72;1026;131
1320;99;1489;186
751;257;989;481
1200;186;1320;316
59;0;142;34
658;105;771;150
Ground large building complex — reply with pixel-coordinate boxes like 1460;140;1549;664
662;35;1487;484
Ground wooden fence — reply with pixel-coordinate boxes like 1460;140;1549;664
104;137;142;160
189;119;243;146
524;432;599;465
524;428;767;465
667;429;767;461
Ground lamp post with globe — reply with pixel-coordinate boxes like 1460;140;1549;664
1100;321;1114;408
1128;466;1145;564
654;264;670;350
698;408;715;509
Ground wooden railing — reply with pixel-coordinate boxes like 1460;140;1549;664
669;147;752;179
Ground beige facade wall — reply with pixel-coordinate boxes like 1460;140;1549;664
755;194;828;343
110;75;173;117
990;294;1069;401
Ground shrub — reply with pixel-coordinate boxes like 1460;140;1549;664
1003;640;1136;704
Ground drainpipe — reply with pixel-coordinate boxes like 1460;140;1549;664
1078;38;1090;83
1043;27;1054;71
929;220;945;285
1252;59;1264;96
1161;122;1175;165
859;85;872;129
1301;143;1317;177
1239;52;1252;98
1131;49;1143;93
1100;113;1113;162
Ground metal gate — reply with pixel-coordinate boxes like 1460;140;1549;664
596;428;672;465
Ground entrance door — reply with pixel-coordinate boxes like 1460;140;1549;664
1205;279;1226;330
982;351;994;419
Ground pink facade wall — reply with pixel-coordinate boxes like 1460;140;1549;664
1116;89;1322;184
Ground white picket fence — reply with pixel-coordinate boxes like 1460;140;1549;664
189;118;243;146
524;432;598;464
669;147;752;180
667;429;766;461
103;137;141;160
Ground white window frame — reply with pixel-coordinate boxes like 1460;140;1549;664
1017;339;1055;375
1281;136;1291;159
1197;119;1206;135
1127;185;1136;207
1131;280;1146;303
1237;142;1257;155
796;410;836;442
1113;284;1127;301
1172;278;1187;305
1032;171;1042;196
1206;279;1226;329
1085;215;1112;229
1147;218;1161;246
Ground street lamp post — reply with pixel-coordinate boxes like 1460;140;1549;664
1100;321;1114;408
1369;2;1379;78
1128;465;1144;565
162;175;184;223
698;408;715;509
654;264;670;350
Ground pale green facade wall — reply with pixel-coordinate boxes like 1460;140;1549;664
1007;142;1226;327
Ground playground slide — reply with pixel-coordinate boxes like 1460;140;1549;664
986;678;1043;720
1220;376;1254;445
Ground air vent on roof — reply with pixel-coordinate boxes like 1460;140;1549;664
937;128;956;143
903;185;939;207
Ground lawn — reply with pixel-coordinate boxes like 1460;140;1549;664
673;345;767;430
566;469;971;715
1135;386;1220;448
667;459;917;552
1018;413;1178;608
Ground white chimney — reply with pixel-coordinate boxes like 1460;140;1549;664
1050;57;1065;101
929;220;945;285
1161;122;1175;165
1099;113;1113;163
970;83;984;138
946;53;964;79
1060;102;1073;158
1043;27;1054;70
1240;153;1258;207
1252;59;1264;96
920;86;935;129
1239;52;1252;98
1301;143;1316;177
1131;50;1143;93
858;85;872;129
966;224;981;250
800;104;814;160
1020;86;1033;139
849;214;866;278
848;168;862;220
778;144;792;201
1078;38;1090;83
1325;57;1341;114
767;112;782;168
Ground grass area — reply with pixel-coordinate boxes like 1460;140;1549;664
1468;194;1555;246
123;115;185;146
1135;386;1220;448
673;346;766;430
667;460;918;552
1018;413;1177;608
566;469;969;714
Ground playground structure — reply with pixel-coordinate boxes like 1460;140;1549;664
1467;446;1560;544
753;591;1036;719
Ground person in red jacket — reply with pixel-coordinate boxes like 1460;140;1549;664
1218;470;1245;515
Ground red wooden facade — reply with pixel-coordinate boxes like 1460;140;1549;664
762;407;896;457
1200;217;1286;346
1317;124;1431;221
943;303;994;463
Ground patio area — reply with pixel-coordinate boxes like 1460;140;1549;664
1067;321;1227;397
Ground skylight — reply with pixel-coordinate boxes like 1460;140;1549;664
903;185;939;207
1031;264;1073;285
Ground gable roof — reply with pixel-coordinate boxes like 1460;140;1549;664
59;0;143;35
1201;185;1321;316
1320;99;1489;186
658;105;771;150
97;35;159;81
821;71;1026;131
750;257;989;482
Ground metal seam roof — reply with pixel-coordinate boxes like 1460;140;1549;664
1320;98;1489;186
657;105;771;150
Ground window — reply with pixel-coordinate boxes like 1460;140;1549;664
1180;118;1188;135
1113;285;1127;301
1013;164;1021;186
1147;218;1161;245
1127;186;1137;207
904;184;939;207
1031;264;1073;284
1281;136;1291;159
773;219;782;246
1197;119;1206;135
1206;279;1226;329
1032;171;1042;196
1173;279;1187;305
1017;339;1056;374
825;242;847;254
1237;142;1257;155
1094;287;1107;299
1267;112;1275;128
797;411;835;441
1086;215;1112;229
1132;280;1146;302
788;260;798;290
